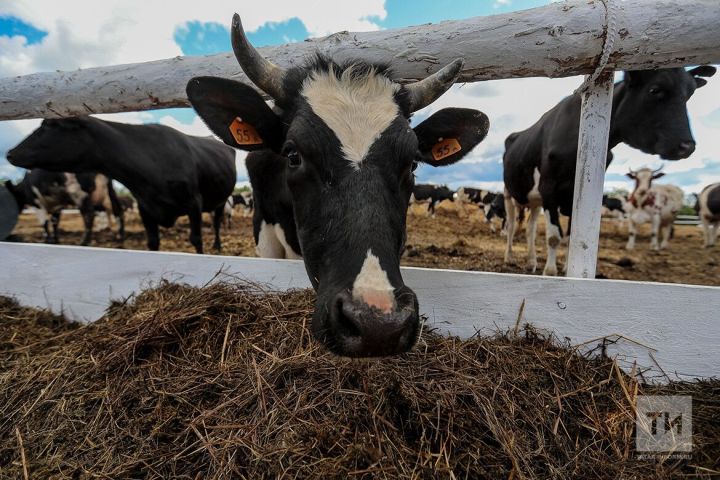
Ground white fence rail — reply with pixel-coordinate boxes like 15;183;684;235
2;242;719;380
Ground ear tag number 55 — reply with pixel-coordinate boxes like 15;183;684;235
229;117;263;145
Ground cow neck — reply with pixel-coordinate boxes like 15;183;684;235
607;81;628;151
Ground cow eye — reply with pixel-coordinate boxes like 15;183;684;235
282;143;302;168
287;150;301;168
648;86;664;97
411;160;419;172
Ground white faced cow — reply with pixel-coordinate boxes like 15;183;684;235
695;182;720;248
187;14;489;357
625;167;684;251
503;66;715;275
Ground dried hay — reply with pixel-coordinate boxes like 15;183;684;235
0;282;718;479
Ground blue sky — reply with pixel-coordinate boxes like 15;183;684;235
1;0;719;194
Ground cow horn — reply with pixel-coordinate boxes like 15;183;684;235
405;58;464;112
231;14;287;103
652;165;664;175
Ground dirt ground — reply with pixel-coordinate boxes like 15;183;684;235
8;201;720;286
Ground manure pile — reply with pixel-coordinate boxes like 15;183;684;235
0;282;718;479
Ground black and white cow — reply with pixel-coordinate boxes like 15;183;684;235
5;169;124;245
695;182;720;248
410;183;456;216
503;66;715;275
456;187;506;232
232;191;254;216
7;116;236;253
186;15;489;357
601;194;626;217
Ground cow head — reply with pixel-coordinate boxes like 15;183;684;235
627;167;664;206
187;14;489;357
614;66;715;160
7;117;98;172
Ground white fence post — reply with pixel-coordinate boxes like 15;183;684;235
567;71;615;279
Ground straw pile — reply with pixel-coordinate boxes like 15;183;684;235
0;282;718;479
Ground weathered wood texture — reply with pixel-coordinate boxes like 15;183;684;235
567;72;615;278
1;0;719;120
2;242;719;379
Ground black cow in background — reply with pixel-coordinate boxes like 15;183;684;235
503;66;715;275
411;184;456;216
5;169;124;245
7;116;236;253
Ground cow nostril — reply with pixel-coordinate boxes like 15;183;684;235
331;293;362;339
678;141;695;155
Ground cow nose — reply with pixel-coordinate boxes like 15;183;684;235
677;141;695;157
328;291;418;357
6;150;14;161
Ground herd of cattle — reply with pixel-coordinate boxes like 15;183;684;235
1;15;719;356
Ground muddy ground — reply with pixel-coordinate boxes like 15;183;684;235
8;201;720;286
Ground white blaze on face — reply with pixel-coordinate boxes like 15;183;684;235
302;66;400;168
352;249;395;313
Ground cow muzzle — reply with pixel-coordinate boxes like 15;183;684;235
325;289;419;357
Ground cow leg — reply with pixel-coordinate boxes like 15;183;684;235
660;221;672;249
107;183;125;244
428;201;436;217
626;217;637;250
711;222;719;247
702;220;711;247
212;205;224;252
80;199;95;246
525;206;540;272
503;192;517;265
50;211;61;244
187;200;204;254
543;208;562;276
138;206;160;251
650;213;661;251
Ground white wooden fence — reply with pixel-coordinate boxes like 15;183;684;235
1;0;720;378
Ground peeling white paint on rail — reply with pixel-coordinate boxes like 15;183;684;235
1;243;719;380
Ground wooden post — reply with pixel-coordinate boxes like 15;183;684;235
567;71;615;279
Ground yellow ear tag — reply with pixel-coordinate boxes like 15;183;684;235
229;117;263;145
431;138;462;161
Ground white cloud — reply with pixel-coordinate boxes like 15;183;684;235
0;1;385;77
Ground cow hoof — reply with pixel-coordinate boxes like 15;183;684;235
543;265;558;276
525;262;537;273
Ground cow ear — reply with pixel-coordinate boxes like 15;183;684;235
625;172;636;179
688;66;715;88
187;76;284;152
623;70;647;88
413;108;489;167
652;172;666;179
